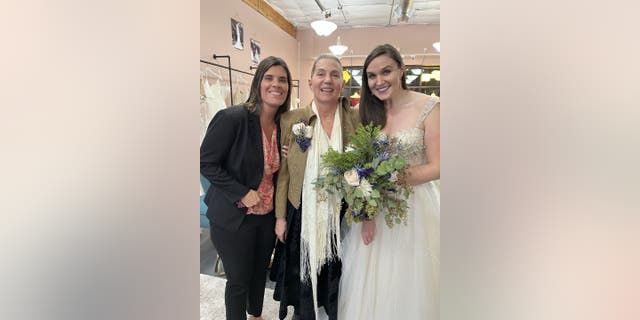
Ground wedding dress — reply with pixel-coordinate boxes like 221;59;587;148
200;78;226;145
338;97;440;319
200;78;227;196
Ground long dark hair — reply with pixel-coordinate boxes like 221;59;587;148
244;56;292;121
359;44;406;128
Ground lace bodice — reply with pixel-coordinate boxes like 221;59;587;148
385;97;438;166
390;127;426;166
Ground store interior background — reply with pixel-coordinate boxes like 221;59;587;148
201;0;440;111
200;0;440;319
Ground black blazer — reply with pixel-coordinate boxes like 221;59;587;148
200;105;281;232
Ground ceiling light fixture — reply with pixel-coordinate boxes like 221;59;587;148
329;36;348;56
311;19;337;36
311;1;337;36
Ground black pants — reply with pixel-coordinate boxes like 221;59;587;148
211;213;276;320
269;201;343;320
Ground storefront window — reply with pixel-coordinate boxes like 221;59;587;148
342;65;440;106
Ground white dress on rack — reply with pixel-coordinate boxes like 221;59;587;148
338;98;440;319
200;79;227;196
200;79;226;145
232;87;248;105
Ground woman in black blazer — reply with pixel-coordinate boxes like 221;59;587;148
200;56;292;320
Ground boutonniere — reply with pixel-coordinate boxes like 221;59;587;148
292;119;313;152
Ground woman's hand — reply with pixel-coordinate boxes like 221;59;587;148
275;217;287;243
281;145;289;159
249;194;271;215
361;219;376;245
240;189;262;208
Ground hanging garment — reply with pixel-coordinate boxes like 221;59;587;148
232;87;248;105
200;78;227;197
200;78;227;145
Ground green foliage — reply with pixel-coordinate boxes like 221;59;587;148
314;123;413;228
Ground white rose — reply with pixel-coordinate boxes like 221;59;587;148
345;146;355;152
388;171;398;183
292;123;306;136
304;125;313;138
343;169;360;187
358;179;373;197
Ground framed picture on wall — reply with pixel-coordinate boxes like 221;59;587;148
231;18;244;50
250;39;261;65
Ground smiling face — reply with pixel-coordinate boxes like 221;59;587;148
260;65;289;111
309;57;345;106
365;54;404;101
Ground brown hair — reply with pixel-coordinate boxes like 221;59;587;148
244;56;292;121
359;44;406;128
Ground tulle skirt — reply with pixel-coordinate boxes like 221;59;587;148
338;181;440;319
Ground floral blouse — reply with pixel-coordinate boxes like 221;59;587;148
247;126;279;214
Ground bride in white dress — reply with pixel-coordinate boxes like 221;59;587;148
338;44;440;319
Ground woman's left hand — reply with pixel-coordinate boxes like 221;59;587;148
275;218;287;243
281;145;289;159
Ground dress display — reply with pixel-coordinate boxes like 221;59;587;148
201;78;227;145
232;87;248;106
338;98;440;319
200;77;227;196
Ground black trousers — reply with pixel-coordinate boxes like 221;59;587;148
211;213;277;320
269;200;345;320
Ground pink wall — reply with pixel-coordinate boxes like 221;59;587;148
200;2;438;108
297;24;440;106
200;1;299;105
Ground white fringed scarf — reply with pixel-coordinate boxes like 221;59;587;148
300;101;343;319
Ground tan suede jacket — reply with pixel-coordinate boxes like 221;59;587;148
275;98;360;218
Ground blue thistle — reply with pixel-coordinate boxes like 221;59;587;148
378;152;391;161
355;164;374;178
296;137;311;152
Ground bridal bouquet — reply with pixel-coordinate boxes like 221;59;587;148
314;124;413;228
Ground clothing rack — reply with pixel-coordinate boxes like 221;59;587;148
200;54;254;105
201;56;300;104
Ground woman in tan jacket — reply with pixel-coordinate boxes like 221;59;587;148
269;54;360;320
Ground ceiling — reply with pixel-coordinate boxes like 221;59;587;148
264;0;440;30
